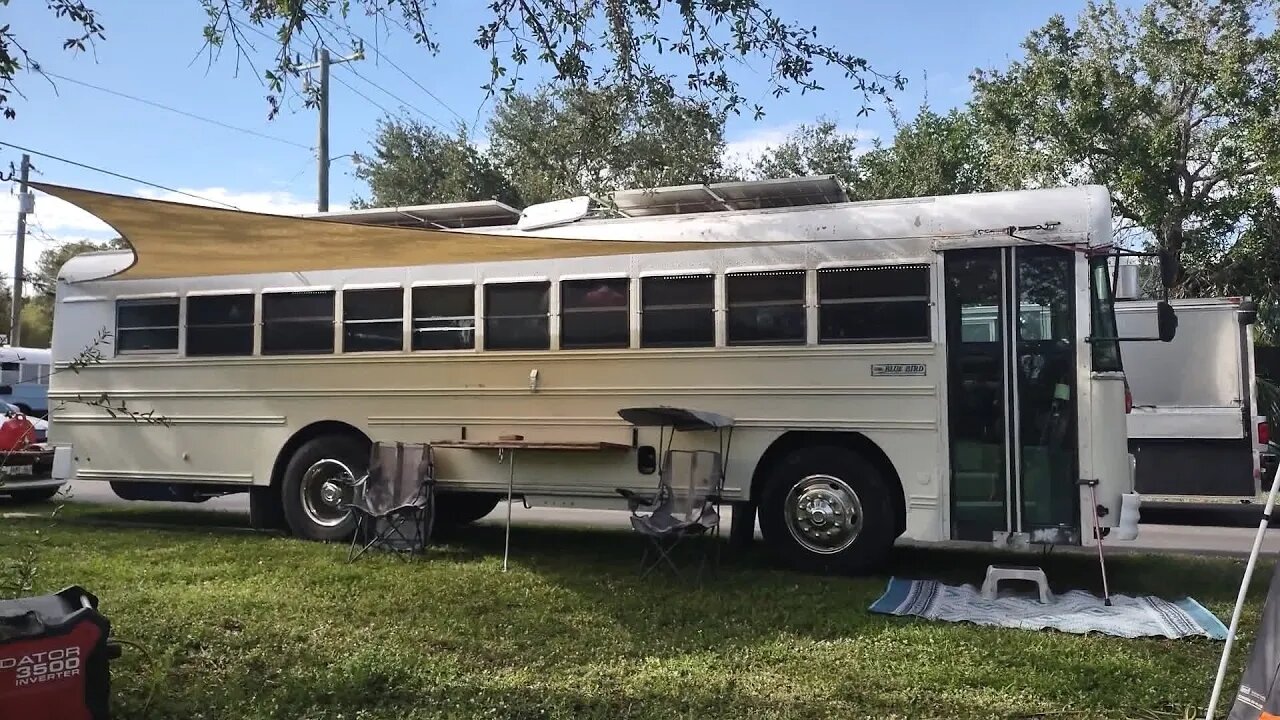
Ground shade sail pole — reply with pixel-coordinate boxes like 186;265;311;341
1205;459;1280;719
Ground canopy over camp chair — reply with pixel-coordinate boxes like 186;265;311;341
342;441;436;562
615;407;735;580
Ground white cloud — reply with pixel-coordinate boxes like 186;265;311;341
0;188;115;240
722;125;795;168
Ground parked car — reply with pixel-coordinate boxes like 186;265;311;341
0;401;58;503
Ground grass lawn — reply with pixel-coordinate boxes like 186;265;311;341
0;502;1271;720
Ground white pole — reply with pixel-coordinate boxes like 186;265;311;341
503;450;515;573
1205;461;1280;719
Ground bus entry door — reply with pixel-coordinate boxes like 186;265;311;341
943;246;1080;543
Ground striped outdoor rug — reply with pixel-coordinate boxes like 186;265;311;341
869;577;1227;640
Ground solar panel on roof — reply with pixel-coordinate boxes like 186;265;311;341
304;200;521;229
303;176;848;229
605;175;849;218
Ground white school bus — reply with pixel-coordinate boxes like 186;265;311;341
44;176;1169;574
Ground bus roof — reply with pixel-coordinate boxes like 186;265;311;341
0;346;51;362
39;179;1112;283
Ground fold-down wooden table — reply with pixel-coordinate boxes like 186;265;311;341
431;439;631;571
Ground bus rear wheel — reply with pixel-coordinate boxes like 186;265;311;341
281;434;368;542
759;445;895;575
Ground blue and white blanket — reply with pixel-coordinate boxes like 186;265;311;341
869;577;1228;640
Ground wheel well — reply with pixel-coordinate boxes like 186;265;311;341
270;421;371;491
750;431;907;538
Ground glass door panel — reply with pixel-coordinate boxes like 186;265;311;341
945;249;1009;541
1014;246;1079;534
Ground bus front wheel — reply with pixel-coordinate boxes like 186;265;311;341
759;445;895;575
281;434;368;542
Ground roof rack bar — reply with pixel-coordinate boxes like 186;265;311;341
702;185;736;212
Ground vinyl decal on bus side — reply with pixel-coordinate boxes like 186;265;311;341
871;363;927;377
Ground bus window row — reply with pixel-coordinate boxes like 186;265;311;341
112;264;932;356
0;361;51;385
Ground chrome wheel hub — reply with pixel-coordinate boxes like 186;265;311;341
784;474;863;554
319;481;343;506
301;458;355;527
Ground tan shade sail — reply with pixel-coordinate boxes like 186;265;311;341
32;182;744;281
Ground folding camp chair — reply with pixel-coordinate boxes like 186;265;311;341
617;449;724;580
615;407;734;580
342;441;436;562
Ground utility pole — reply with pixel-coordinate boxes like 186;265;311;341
315;48;330;213
10;153;31;346
300;44;363;212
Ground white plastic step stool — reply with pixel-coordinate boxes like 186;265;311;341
981;564;1053;604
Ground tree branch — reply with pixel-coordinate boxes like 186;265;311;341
1197;162;1264;201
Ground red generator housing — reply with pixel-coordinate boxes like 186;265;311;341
0;586;117;720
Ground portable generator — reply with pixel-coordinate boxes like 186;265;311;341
0;586;119;720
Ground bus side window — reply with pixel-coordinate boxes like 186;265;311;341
726;270;806;346
817;265;931;344
18;363;40;384
412;285;475;351
188;294;255;356
343;288;404;353
262;291;336;355
640;274;715;348
484;282;550;351
0;362;18;385
117;298;180;354
561;278;629;349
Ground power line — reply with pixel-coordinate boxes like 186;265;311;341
42;71;314;152
337;63;445;127
351;31;469;127
329;71;398;119
0;141;242;210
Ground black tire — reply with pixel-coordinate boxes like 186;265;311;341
281;434;369;542
434;492;501;527
758;445;896;575
6;486;61;504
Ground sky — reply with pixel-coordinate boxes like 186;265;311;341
1;0;1140;279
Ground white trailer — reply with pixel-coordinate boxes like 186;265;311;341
1116;295;1274;503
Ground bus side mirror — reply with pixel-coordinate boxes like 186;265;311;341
1239;299;1258;326
1158;249;1181;289
1157;301;1178;342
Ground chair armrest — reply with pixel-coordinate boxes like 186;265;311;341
334;472;373;513
615;488;654;512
